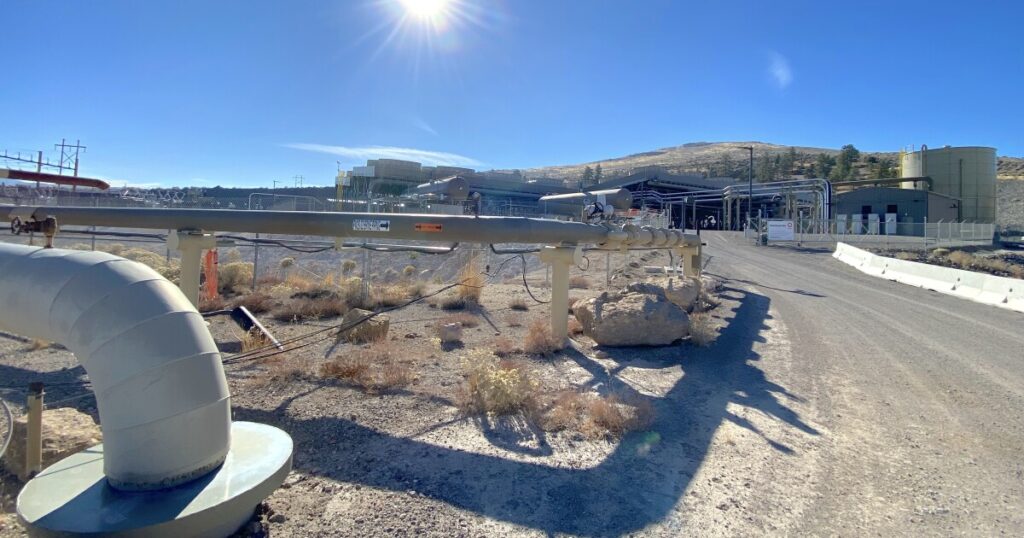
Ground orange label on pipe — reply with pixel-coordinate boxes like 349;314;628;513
415;223;443;232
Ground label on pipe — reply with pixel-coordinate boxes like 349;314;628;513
352;219;391;232
414;223;443;232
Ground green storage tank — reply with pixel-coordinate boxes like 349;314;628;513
899;145;997;222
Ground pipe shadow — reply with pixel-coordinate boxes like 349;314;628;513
232;286;819;536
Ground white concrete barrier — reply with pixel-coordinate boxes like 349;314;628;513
833;242;1024;313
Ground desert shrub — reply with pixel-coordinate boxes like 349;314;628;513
279;257;295;270
403;265;417;278
383;267;399;282
443;312;480;328
198;295;227;312
95;245;180;283
218;261;254;294
458;351;538;416
895;251;917;261
341;259;358;275
238;328;271;352
569;275;591;289
319;343;412;393
929;248;950;259
581;395;655;439
508;297;529;311
688;312;716;346
225;248;242;263
567;317;584;336
523;319;562;356
374;284;409;307
231;292;274;314
27;339;51;351
456;257;484;305
272;296;346;321
947;250;974;269
491;337;519;358
439;293;467;311
541;390;588;432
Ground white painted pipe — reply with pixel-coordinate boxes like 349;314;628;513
0;243;230;491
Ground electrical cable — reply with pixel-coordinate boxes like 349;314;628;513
58;228;167;241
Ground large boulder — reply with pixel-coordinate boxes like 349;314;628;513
337;308;390;344
573;289;689;346
627;277;701;312
4;407;102;481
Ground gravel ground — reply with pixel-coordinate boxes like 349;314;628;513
3;233;1022;536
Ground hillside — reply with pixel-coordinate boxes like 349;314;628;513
524;141;1024;182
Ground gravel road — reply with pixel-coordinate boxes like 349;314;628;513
700;231;1024;535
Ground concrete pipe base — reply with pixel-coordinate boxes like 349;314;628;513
17;422;293;537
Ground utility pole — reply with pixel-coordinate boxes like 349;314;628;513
293;175;304;188
272;180;281;190
739;146;754;230
55;139;86;176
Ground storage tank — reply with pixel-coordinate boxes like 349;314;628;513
900;145;996;222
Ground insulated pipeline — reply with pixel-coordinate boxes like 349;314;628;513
0;243;230;491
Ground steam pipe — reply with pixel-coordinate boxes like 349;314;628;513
0;242;230;490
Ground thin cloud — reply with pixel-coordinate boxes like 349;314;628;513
285;143;481;167
412;117;438;136
768;51;793;89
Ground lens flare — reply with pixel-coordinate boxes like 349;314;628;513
399;0;451;22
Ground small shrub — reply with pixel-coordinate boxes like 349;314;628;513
947;250;974;269
688;312;716;346
375;284;410;307
232;292;275;314
341;259;358;275
581;395;655;439
239;328;271;352
523;319;562;356
458;351;538;416
567;317;584;336
272;296;347;321
198;295;227;312
383;267;399;283
491;336;519;358
27;339;51;351
218;261;254;294
403;265;417;278
569;275;591;289
509;298;529;311
320;343;412;393
225;248;242;263
439;294;467;311
894;251;917;261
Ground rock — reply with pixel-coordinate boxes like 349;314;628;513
3;407;102;481
437;323;463;343
626;277;701;312
573;289;689;346
269;514;287;524
337;308;390;344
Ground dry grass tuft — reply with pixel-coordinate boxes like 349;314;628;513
491;336;519;358
27;339;51;351
439;293;468;311
238;328;272;352
249;355;312;387
341;259;358;275
457;352;538;416
456;257;484;305
508;297;529;311
895;251;918;261
198;295;227;312
403;265;417;278
272;296;347;321
688;312;716;346
523;319;563;356
231;292;275;314
319;343;413;393
568;275;591;289
541;390;588;432
581;395;655;439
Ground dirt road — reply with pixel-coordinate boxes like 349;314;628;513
699;231;1024;535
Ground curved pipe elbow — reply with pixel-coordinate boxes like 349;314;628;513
0;243;230;491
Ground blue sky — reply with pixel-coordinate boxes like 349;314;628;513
2;0;1021;187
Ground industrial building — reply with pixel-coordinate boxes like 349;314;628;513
834;187;960;234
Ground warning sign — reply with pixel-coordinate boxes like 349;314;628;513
352;219;391;232
766;219;795;241
415;223;443;232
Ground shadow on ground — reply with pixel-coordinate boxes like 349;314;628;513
235;286;820;536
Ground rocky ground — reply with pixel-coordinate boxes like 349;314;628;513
871;246;1024;279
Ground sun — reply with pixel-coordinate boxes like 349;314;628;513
398;0;451;21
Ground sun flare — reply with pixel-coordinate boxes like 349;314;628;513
398;0;451;21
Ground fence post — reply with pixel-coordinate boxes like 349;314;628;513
251;232;260;291
26;382;44;479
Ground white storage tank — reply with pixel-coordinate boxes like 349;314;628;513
900;145;997;222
